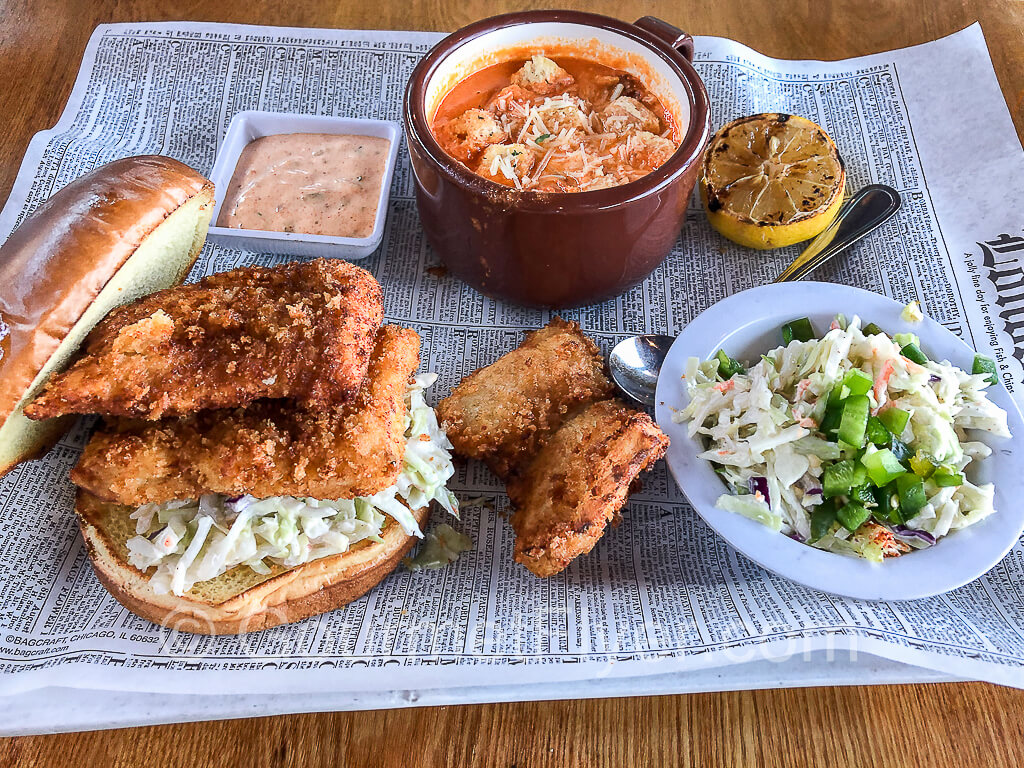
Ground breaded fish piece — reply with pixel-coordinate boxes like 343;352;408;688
507;399;668;578
437;318;613;478
70;326;419;505
26;258;383;420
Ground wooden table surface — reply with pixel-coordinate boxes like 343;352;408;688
1;0;1022;764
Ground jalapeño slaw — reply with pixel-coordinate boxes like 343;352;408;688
674;314;1010;562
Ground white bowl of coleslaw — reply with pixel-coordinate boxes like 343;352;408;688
655;282;1024;601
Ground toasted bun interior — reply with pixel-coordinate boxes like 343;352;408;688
76;491;430;635
0;156;214;478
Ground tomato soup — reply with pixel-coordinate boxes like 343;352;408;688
432;54;681;193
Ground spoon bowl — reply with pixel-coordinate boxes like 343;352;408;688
609;334;675;406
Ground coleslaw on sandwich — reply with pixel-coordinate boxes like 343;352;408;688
674;314;1010;562
126;373;459;595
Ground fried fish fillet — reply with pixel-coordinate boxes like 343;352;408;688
507;399;669;578
26;258;383;420
437;318;613;478
70;325;419;506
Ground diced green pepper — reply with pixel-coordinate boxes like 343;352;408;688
933;469;964;487
819;414;841;439
810;503;837;541
838;394;870;448
894;332;920;348
819;394;844;437
846;461;870;491
823;460;868;498
889;435;912;462
971;354;998;386
849;484;877;506
909;451;935;478
715;349;744;378
900;342;928;365
862;322;885;337
861;449;907;487
865;416;891;446
837;501;871;532
878;407;910;437
896;474;927;519
843;369;873;396
781;317;815;344
874;485;901;523
827;384;845;407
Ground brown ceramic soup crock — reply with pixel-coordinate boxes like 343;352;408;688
404;11;712;309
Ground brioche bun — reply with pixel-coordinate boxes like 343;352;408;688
76;490;429;635
0;156;214;478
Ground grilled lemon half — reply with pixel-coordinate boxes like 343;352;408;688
700;113;845;250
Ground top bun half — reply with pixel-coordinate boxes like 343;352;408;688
0;155;214;477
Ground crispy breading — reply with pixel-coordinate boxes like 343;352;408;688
507;400;668;578
437;318;613;478
70;326;420;505
26;258;383;420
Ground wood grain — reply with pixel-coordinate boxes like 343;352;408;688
1;0;1023;764
3;683;1024;766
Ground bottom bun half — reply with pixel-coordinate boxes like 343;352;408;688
76;490;429;635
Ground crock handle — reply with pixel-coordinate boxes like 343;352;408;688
634;16;694;62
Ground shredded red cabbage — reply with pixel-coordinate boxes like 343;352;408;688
748;476;771;506
894;525;937;545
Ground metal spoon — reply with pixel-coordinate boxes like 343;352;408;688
773;184;901;282
609;184;902;406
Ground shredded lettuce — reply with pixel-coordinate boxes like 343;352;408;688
126;373;459;596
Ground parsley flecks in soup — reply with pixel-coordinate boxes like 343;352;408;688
432;55;681;193
218;133;390;238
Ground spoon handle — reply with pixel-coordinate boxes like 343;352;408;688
775;184;902;283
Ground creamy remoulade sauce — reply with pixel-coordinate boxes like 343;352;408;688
218;133;390;238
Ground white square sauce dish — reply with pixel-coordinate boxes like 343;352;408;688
206;111;401;260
